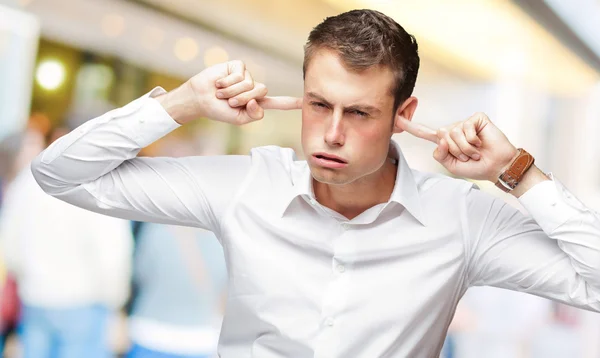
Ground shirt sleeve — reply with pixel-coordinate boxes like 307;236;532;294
31;88;252;236
466;175;600;311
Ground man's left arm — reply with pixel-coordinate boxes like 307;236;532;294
397;112;600;310
510;165;600;296
465;173;600;311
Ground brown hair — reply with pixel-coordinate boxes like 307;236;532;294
303;9;420;111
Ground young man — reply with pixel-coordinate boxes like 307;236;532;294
32;9;600;358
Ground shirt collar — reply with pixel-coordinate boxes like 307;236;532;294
279;140;426;225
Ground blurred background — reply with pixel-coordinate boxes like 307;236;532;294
0;0;599;357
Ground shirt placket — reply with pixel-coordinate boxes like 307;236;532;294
314;221;355;358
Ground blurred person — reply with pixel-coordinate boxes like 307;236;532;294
529;302;582;357
0;123;133;358
451;286;552;358
126;135;227;358
0;133;21;204
0;124;46;187
0;246;15;354
0;127;46;356
26;113;52;143
31;9;600;358
440;299;477;358
127;224;226;358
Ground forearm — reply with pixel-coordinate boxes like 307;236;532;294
510;165;550;198
154;82;200;125
519;176;600;290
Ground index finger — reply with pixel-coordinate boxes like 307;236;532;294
398;117;438;144
258;96;302;110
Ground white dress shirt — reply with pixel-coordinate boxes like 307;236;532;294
31;88;600;357
0;167;133;309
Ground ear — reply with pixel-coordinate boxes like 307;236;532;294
393;96;418;134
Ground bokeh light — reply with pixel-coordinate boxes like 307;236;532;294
35;59;66;91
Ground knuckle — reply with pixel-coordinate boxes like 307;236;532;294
474;111;488;120
260;86;268;97
464;146;476;154
238;95;250;105
231;96;245;105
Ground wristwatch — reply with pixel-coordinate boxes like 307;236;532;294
495;148;535;193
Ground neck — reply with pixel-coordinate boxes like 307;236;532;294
313;158;398;220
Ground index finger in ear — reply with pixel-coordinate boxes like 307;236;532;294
397;117;438;144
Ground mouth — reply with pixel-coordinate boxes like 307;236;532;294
314;153;347;163
312;152;348;168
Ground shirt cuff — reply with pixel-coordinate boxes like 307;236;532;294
115;87;181;147
519;173;585;233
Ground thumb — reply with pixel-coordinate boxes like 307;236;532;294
259;96;302;110
236;99;264;124
433;138;450;163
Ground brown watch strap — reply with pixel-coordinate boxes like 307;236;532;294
495;148;535;193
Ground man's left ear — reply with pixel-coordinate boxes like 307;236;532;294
393;96;419;134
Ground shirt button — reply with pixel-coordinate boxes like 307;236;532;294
324;317;334;327
336;264;345;273
139;117;145;123
309;198;317;206
341;223;350;230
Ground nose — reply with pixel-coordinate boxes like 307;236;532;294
324;110;345;147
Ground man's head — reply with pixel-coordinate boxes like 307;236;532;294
301;9;420;186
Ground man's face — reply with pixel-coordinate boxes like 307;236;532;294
301;49;397;186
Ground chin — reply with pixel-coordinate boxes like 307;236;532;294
310;166;354;186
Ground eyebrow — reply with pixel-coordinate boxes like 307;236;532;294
306;92;382;116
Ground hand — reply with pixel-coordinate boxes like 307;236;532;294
398;112;519;182
208;61;303;124
156;60;301;125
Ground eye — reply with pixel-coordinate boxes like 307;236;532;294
310;101;328;109
349;109;369;118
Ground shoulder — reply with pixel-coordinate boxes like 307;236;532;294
413;169;519;225
410;169;494;224
248;145;302;179
250;145;298;166
412;169;479;197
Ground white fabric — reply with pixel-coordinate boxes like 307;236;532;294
31;88;600;357
129;317;220;355
0;167;133;309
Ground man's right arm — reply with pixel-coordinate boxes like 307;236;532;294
31;87;252;233
31;60;301;233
